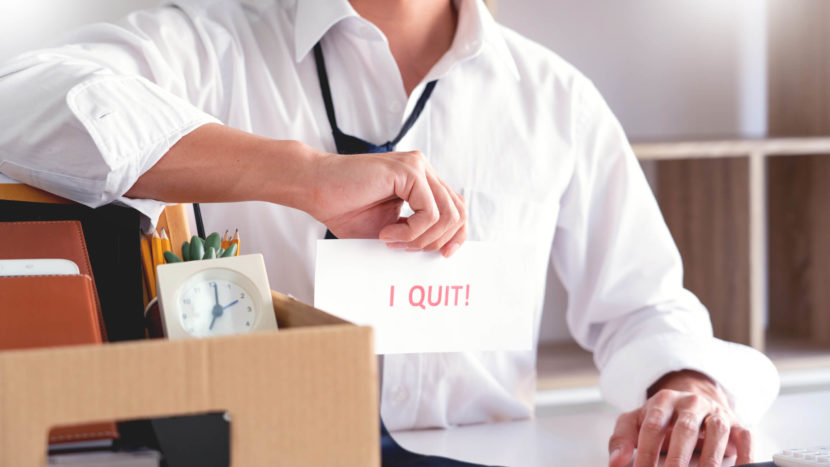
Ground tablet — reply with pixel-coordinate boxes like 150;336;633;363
0;259;80;276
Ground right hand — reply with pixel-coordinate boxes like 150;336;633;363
306;150;467;257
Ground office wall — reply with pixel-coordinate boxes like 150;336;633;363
0;0;159;62
498;0;768;141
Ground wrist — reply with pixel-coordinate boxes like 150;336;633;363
648;369;730;408
263;139;327;214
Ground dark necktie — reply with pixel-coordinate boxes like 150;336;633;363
314;41;501;467
313;42;437;240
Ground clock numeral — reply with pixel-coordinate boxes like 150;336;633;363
247;306;252;312
183;313;188;320
240;292;246;299
194;287;201;294
183;298;191;305
245;321;251;327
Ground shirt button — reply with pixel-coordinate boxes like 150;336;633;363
393;387;409;403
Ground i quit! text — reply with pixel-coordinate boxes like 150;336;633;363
390;285;471;310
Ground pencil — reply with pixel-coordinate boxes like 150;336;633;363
221;229;230;250
160;227;172;260
140;234;157;299
230;229;241;256
151;230;164;279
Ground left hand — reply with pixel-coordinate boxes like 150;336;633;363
608;370;753;467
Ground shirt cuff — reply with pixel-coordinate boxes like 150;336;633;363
599;333;780;427
66;74;221;206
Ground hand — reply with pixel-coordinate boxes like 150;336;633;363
609;370;752;467
126;125;466;257
306;150;467;257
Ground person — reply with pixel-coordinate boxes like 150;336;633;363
0;0;778;465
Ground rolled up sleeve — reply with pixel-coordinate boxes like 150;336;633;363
0;5;223;225
551;79;779;427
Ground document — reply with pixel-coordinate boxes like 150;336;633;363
315;240;534;354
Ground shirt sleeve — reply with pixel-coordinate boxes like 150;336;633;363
551;78;779;427
0;4;223;227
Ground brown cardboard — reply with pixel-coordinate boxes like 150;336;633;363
0;291;379;466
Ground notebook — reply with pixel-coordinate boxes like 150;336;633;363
0;220;119;446
0;274;119;445
0;221;107;337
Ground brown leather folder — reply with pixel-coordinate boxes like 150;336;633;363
0;220;107;338
0;275;102;348
0;221;118;445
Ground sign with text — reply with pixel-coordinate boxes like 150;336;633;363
314;240;533;354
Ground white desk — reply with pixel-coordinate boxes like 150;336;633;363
391;388;830;466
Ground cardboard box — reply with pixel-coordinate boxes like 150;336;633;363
0;291;380;466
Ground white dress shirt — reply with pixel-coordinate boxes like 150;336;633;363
0;0;778;430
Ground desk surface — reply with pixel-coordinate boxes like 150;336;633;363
391;388;830;466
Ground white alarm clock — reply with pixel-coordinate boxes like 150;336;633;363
156;254;278;339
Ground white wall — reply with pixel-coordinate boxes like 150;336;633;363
498;0;769;343
0;0;160;62
499;0;768;141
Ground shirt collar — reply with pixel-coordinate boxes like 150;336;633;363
290;0;519;81
292;0;358;62
430;0;520;81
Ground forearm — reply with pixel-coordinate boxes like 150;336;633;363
125;123;320;213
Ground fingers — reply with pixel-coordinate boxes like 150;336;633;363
380;151;467;256
663;393;710;466
731;426;753;466
698;412;731;467
440;219;467;258
635;390;675;467
403;171;462;252
609;410;639;467
624;382;748;467
378;153;439;242
423;179;467;256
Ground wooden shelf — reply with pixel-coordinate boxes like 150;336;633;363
765;335;830;372
536;336;830;391
536;342;597;390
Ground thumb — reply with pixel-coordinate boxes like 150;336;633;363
609;411;639;467
379;171;438;243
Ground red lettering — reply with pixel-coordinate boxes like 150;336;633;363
427;285;443;306
451;285;463;306
409;286;426;309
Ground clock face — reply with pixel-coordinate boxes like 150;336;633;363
176;269;260;338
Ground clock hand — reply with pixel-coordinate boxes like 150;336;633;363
213;282;219;306
209;302;223;330
222;299;239;310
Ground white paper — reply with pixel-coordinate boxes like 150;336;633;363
314;240;534;354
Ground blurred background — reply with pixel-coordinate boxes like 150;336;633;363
3;0;829;396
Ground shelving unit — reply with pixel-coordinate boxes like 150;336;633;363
536;138;830;391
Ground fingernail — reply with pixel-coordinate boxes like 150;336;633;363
444;242;460;257
609;448;621;462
